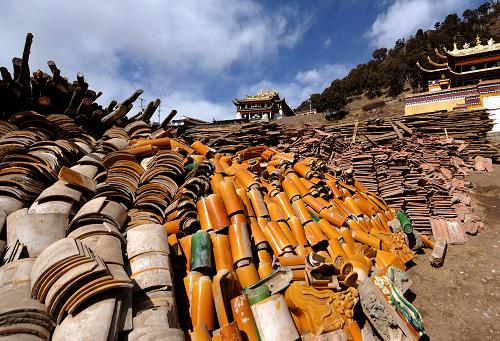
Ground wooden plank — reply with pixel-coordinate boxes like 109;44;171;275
207;131;234;147
388;118;403;139
394;121;413;134
352;120;358;144
359;131;377;147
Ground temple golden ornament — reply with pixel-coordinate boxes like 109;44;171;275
405;36;500;126
445;36;500;57
284;283;357;336
233;89;296;121
244;89;279;100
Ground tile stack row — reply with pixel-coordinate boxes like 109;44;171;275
180;109;499;162
0;135;113;340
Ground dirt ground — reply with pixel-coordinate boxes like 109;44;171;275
407;165;500;340
278;92;406;127
281;89;407;126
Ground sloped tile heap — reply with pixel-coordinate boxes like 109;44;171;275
161;142;423;340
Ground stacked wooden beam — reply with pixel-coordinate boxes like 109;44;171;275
301;110;498;162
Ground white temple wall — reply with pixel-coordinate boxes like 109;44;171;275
483;95;500;132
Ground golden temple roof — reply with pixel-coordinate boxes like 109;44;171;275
416;61;447;73
445;36;500;57
240;89;279;101
434;48;447;61
427;56;447;68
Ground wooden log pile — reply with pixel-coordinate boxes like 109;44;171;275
0;35;178;138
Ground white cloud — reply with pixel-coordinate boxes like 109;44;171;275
366;0;475;48
162;92;234;123
295;64;349;87
323;37;332;48
239;63;351;109
0;0;308;120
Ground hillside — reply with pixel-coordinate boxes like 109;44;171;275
296;1;500;119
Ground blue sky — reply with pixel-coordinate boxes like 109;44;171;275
0;0;482;121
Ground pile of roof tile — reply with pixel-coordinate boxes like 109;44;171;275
181;109;499;162
124;138;423;340
0;33;175;340
0;32;495;341
168;141;431;340
182;123;283;154
0;258;56;340
284;110;499;161
277;129;492;236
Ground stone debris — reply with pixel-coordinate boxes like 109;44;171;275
0;33;497;341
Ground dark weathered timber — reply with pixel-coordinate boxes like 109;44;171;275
19;33;33;96
160;109;177;128
0;67;12;82
136;98;161;123
101;89;143;124
12;57;22;81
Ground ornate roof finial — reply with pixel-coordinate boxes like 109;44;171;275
476;35;482;46
453;42;458;51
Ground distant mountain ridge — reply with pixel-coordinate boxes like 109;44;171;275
296;1;500;116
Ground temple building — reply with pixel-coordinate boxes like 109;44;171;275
233;90;296;121
404;36;500;127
